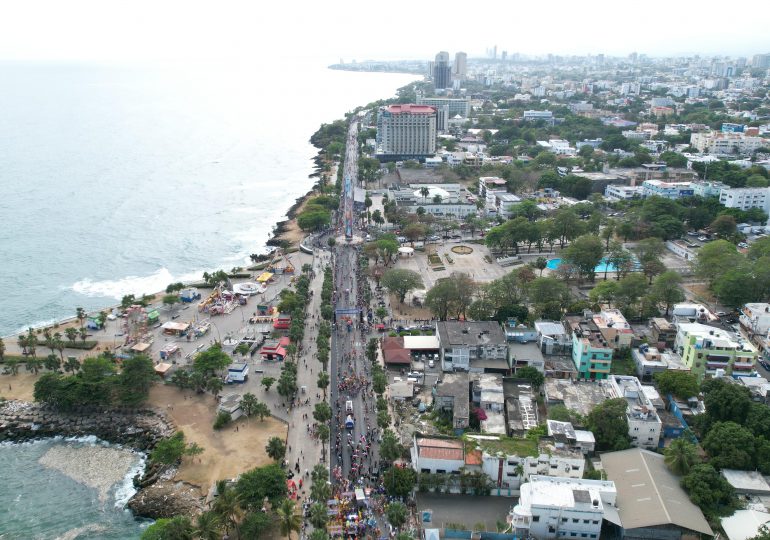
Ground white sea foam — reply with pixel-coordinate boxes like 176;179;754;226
114;452;146;508
72;268;205;299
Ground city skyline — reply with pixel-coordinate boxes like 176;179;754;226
0;0;768;62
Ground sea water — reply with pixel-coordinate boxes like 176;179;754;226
0;59;417;336
0;437;148;539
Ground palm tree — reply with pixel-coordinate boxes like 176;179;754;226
316;424;330;463
213;480;242;536
78;327;88;344
64;327;78;345
53;334;65;362
17;334;28;356
419;186;430;204
6;358;20;376
386;501;408;532
309;530;330;540
194;510;221;540
534;256;548;276
26;328;37;359
44;354;61;372
266;436;286;462
64;356;80;374
308;501;329;530
664;438;699;476
25;357;42;375
277;498;302;539
43;329;54;356
0;337;5;362
76;307;86;328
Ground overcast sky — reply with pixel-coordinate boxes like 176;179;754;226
0;0;768;63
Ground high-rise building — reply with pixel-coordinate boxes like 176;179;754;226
416;95;471;131
752;53;770;69
453;51;467;80
375;104;437;159
433;51;452;90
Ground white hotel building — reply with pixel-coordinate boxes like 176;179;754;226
375;104;437;159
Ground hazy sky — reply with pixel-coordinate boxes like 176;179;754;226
0;0;768;63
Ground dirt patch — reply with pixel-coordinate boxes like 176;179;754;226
147;385;287;494
388;294;434;320
684;282;716;304
0;371;38;401
450;245;473;255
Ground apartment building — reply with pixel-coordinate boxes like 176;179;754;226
607;375;662;449
675;322;757;379
690;131;767;155
510;475;617;540
566;316;613;380
437;321;509;373
719;186;770;213
641;179;695;199
593;309;634;349
740;303;770;336
604;184;643;201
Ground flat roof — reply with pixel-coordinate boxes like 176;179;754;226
601;448;713;535
385;104;436;114
721;509;770;540
721;469;770;494
437;321;506;347
403;335;440;350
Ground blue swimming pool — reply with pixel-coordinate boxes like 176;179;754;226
546;257;617;272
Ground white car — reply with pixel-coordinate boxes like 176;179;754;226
428;359;435;368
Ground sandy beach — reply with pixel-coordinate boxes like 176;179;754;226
147;384;286;495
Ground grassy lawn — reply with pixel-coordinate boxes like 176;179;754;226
464;435;538;457
610;354;636;375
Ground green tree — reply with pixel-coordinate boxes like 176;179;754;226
212;480;243;536
711;214;738;238
310;464;331;502
308;501;329;530
381;268;424;303
562;235;604;282
193;345;230;377
664;438;700;476
383;466;417;498
681;463;736;517
140;516;194;540
240;511;271;539
266;436;287;462
276;498;302;539
534;256;548;276
516;366;545;390
528;277;571;319
703;421;755;470
703;379;751;425
379;428;405;462
64;327;78;345
654;370;699;400
589;280;620;308
316;423;330;463
313;402;332;424
236;464;288;510
162;294;180;315
386;501;409;531
317;371;330;399
151;432;188;465
117;354;157;405
695;240;742;285
261;376;276;392
194;511;222;540
650;271;685;316
587;398;631;451
241;392;259;417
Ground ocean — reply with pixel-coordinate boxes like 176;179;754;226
0;59;417;336
0;437;147;539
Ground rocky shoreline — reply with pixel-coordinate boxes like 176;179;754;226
0;399;205;519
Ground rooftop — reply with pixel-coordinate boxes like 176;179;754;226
601;448;713;536
545;379;610;417
466;434;538;458
416;437;464;461
437;321;506;347
534;320;568;337
385;104;437;115
721;469;770;494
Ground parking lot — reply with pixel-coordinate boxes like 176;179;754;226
416;493;515;531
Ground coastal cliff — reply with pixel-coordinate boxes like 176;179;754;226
0;399;175;449
0;399;206;518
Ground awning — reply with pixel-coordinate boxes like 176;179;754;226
256;272;274;283
161;321;190;332
131;342;151;352
154;362;172;375
603;504;622;526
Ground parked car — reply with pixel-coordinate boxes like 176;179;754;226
760;360;770;371
428;359;435;368
427;235;440;241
